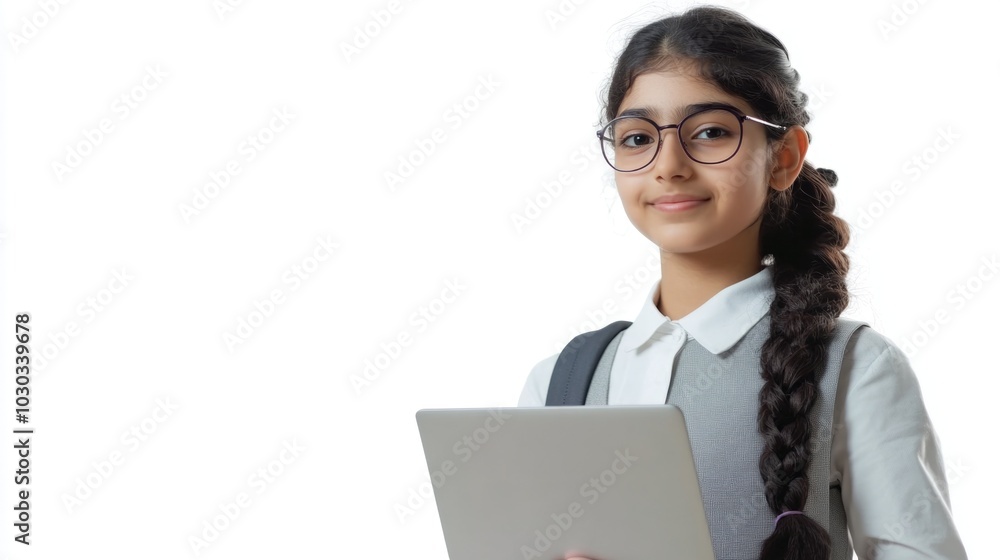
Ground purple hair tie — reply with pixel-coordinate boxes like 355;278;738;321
774;510;804;526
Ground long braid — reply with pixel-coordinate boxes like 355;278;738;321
756;163;850;559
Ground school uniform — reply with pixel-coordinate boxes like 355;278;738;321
518;266;968;560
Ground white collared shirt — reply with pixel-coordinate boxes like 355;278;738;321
517;266;968;559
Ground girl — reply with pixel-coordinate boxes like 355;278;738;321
517;6;967;560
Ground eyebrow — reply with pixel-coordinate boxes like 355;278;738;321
616;101;739;121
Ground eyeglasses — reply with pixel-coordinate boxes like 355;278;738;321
596;104;788;172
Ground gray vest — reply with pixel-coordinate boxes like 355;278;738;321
584;314;867;560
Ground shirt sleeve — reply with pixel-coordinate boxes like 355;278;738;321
833;328;968;559
516;352;559;407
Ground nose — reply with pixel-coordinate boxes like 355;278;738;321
649;126;693;179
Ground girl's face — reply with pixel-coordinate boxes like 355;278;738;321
614;69;780;259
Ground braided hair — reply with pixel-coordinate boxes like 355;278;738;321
601;7;851;559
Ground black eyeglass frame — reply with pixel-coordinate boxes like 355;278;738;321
595;104;789;172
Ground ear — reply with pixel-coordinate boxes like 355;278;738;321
768;125;809;191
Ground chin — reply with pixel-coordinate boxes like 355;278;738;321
644;234;710;254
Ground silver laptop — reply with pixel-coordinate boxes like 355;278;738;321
415;404;715;560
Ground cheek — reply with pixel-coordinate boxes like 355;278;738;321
714;156;770;199
615;175;642;204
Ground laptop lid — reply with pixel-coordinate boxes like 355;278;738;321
415;405;715;560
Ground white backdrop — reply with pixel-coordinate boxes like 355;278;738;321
1;0;996;558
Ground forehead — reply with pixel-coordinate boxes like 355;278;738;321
617;70;755;120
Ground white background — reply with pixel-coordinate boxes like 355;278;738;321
1;0;996;558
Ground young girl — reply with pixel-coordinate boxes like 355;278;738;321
517;6;967;560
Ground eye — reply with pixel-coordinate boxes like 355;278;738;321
681;108;741;143
619;132;656;148
692;126;730;141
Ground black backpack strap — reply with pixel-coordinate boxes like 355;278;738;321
545;320;632;406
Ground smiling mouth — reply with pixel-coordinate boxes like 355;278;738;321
649;199;709;212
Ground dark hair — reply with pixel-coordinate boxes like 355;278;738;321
601;6;850;560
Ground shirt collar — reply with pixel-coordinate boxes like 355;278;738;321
619;266;775;355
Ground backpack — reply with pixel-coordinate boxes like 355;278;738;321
544;320;632;406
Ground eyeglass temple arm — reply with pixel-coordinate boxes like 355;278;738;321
744;115;787;131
